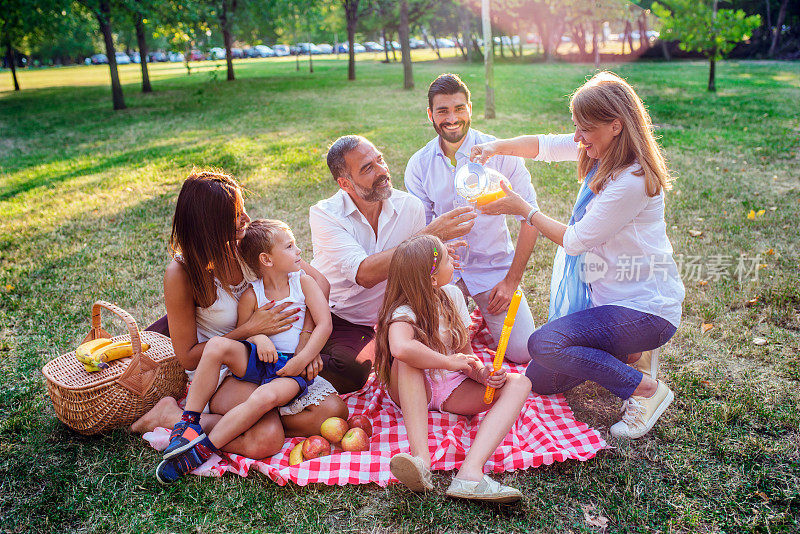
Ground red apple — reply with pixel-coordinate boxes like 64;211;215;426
340;427;369;452
320;416;349;443
289;441;305;466
301;435;331;459
347;415;373;437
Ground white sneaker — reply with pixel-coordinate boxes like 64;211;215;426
445;475;522;503
611;380;674;439
633;348;660;379
389;453;433;492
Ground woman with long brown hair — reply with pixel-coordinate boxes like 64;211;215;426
470;71;685;439
375;235;531;503
132;170;347;459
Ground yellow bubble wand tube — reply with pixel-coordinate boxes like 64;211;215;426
483;290;523;404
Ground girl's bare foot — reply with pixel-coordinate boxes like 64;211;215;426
131;397;181;434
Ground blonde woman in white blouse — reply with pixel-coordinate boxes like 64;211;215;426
470;72;685;439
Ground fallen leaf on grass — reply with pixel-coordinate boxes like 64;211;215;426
4;284;12;292
701;323;714;333
698;280;709;286
755;491;769;502
580;504;609;530
753;337;767;346
688;229;703;237
745;297;759;307
765;248;775;255
747;210;756;220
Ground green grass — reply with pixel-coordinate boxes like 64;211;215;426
1;56;799;533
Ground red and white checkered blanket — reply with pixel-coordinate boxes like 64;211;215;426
143;313;607;486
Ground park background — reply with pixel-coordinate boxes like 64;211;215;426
1;0;799;532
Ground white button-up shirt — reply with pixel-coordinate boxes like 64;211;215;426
404;128;538;295
536;134;685;328
309;188;426;326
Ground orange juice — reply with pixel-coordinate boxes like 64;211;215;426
473;185;512;206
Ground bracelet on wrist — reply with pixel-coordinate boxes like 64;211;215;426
524;207;539;226
300;329;313;335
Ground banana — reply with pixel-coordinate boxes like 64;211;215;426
78;338;151;373
75;338;113;368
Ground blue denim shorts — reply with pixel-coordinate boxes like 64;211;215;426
232;340;311;399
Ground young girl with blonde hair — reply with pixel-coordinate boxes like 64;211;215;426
375;235;531;503
471;71;685;439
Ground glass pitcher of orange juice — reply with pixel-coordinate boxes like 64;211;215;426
454;162;510;206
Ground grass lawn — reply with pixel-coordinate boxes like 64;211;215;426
1;55;798;533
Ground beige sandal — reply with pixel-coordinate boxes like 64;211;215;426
445;475;522;503
389;453;433;492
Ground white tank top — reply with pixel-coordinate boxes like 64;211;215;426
250;270;307;353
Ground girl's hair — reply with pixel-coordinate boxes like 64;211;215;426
239;219;293;273
570;71;672;197
170;168;244;308
374;235;469;385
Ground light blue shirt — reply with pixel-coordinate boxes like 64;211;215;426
404;129;537;295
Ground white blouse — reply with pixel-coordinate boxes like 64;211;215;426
534;134;685;328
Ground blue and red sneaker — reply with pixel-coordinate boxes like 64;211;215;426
162;420;206;459
155;446;207;485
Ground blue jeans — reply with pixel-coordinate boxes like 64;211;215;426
525;305;677;399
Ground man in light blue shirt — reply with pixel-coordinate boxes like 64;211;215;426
404;73;539;363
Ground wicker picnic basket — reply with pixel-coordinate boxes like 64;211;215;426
42;301;186;435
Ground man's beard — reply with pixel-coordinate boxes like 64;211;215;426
352;174;392;202
434;117;470;144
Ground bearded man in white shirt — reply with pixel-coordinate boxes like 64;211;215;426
310;135;477;393
404;73;539;364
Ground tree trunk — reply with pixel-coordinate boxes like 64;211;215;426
345;0;358;80
219;0;235;81
399;0;413;89
638;13;648;51
471;36;483;61
498;34;505;57
624;20;634;55
308;33;313;73
572;24;586;59
768;0;788;57
592;21;599;68
184;41;192;75
481;0;494;119
390;31;397;62
461;8;471;61
660;39;671;60
5;42;19;91
382;28;390;62
96;0;125;110
708;57;716;91
134;12;151;93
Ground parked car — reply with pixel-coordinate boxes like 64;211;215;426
435;38;456;48
149;51;168;62
408;37;427;49
90;53;108;64
209;47;226;59
296;42;321;55
272;44;290;56
254;44;274;57
189;49;206;61
230;48;244;58
168;51;184;62
115;52;131;64
131;52;140;63
316;43;333;54
363;41;384;52
243;47;259;58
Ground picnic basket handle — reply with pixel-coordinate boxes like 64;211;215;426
82;300;158;396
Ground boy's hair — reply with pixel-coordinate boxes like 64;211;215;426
374;235;469;386
570;71;672;197
239;218;293;273
427;73;471;110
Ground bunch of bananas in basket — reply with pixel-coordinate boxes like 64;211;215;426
74;338;150;372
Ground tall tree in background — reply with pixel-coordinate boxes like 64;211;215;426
767;0;788;57
80;0;126;109
653;0;760;91
341;0;366;80
217;0;237;80
128;0;155;92
481;0;494;119
0;0;63;91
